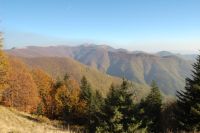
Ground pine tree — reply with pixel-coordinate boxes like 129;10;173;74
94;90;104;111
96;84;123;133
80;76;93;103
80;76;107;132
89;90;104;133
176;54;200;131
137;81;162;133
161;100;178;132
97;79;140;133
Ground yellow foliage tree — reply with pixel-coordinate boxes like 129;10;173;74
54;77;86;120
2;58;39;113
0;33;9;97
55;84;70;115
31;68;54;116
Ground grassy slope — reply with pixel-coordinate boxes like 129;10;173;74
0;106;69;133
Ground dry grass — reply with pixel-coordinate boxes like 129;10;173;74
0;106;72;133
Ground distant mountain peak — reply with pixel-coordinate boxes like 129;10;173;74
156;51;174;57
6;44;194;95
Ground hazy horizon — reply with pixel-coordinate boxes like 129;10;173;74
1;0;200;54
5;42;198;55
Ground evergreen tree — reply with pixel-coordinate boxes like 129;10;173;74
64;73;69;81
89;90;105;133
176;54;200;131
97;79;140;133
94;90;104;111
161;100;178;132
80;76;104;132
80;76;93;102
137;81;162;133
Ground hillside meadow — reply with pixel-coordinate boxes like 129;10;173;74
0;106;72;133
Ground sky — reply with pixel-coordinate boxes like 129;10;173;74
0;0;200;53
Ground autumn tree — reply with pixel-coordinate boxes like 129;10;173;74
54;84;69;117
1;58;39;113
31;68;54;116
66;78;86;118
54;75;86;123
0;33;9;98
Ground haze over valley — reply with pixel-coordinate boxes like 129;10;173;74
6;44;196;95
1;0;200;132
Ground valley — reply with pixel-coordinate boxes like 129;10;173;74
7;44;194;95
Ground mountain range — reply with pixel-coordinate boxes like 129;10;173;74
6;44;195;95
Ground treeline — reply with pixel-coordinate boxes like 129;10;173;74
0;33;199;133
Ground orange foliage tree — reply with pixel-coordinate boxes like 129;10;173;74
0;33;9;96
31;68;54;116
1;58;39;113
54;76;86;122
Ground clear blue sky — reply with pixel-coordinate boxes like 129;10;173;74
0;0;200;53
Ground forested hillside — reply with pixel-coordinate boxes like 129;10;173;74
19;56;149;97
7;45;193;95
0;34;200;132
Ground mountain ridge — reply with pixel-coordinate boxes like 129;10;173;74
7;44;197;60
6;44;194;95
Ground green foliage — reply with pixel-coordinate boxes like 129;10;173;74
161;101;178;132
96;79;140;133
80;76;105;132
136;81;162;133
80;76;93;103
176;54;200;131
36;102;44;115
64;73;69;81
